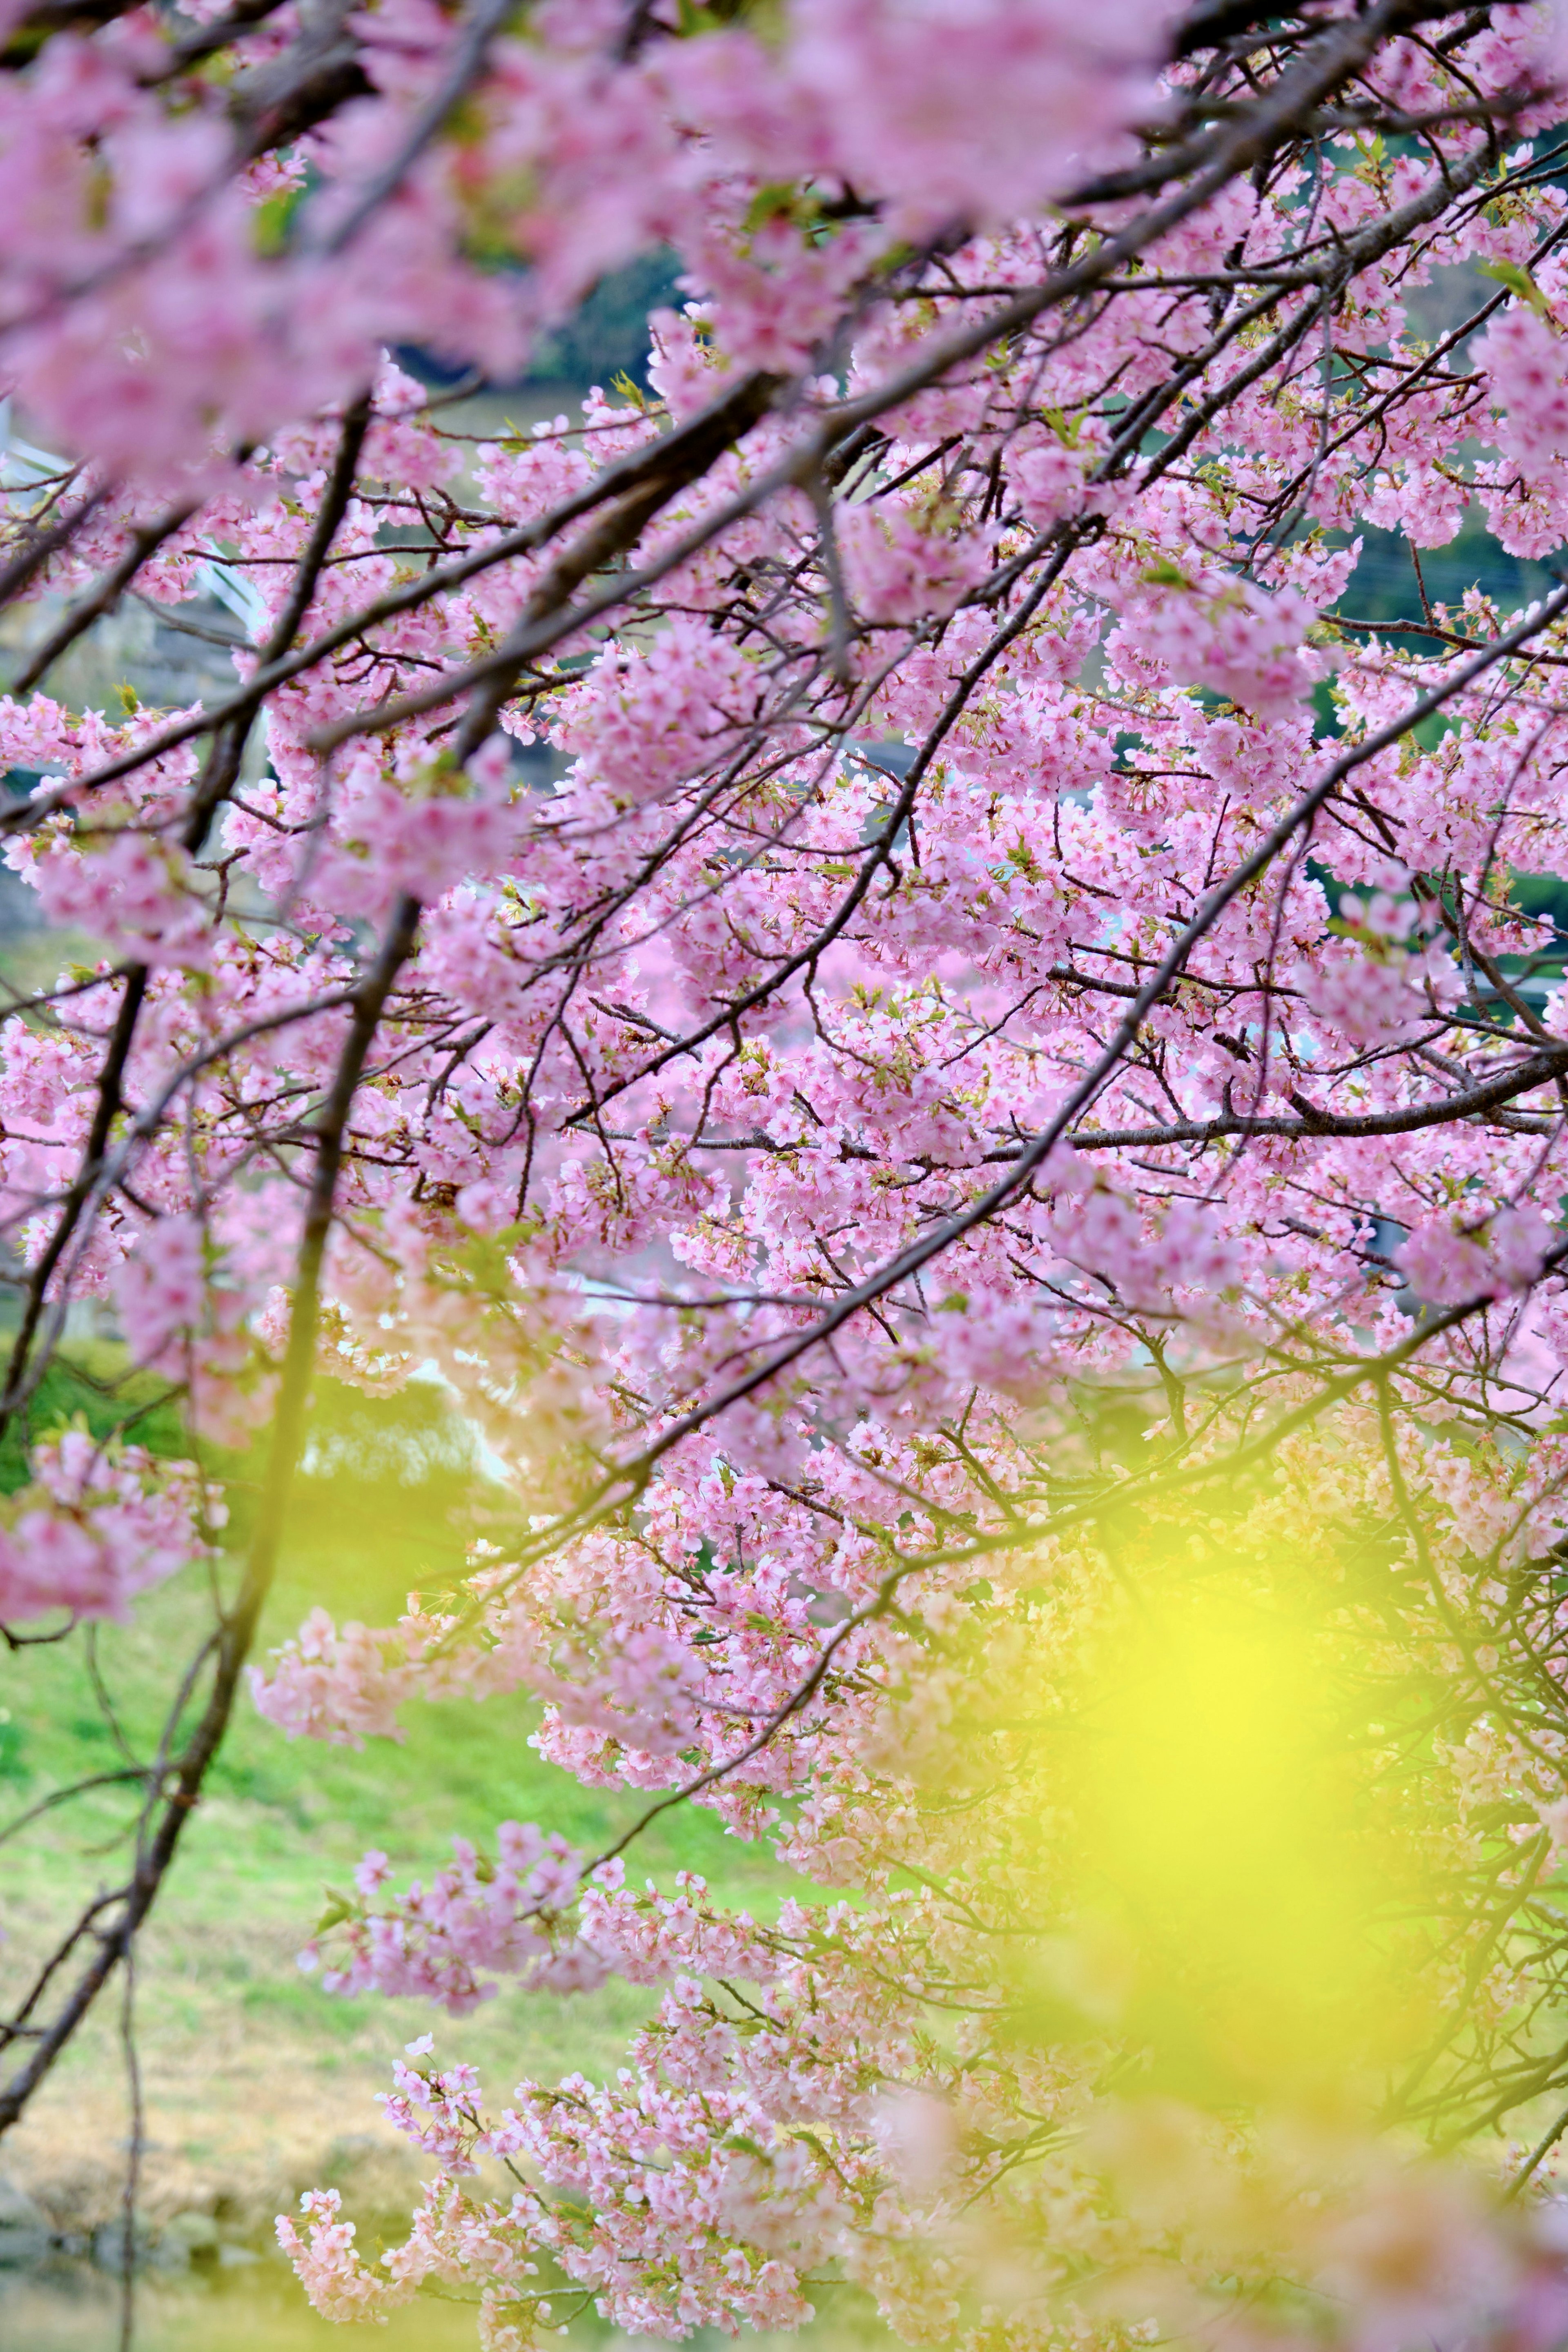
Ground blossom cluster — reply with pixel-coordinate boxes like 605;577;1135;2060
0;1431;218;1626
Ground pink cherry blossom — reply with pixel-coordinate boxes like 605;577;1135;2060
0;9;1563;2349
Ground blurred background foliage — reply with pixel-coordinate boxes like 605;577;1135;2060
401;249;684;395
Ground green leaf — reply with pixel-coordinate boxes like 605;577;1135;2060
742;181;799;234
1480;258;1550;318
252;185;303;259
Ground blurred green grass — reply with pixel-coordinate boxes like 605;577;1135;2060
0;2264;881;2352
0;1356;797;2247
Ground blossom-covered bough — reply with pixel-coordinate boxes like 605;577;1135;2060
11;0;1568;2341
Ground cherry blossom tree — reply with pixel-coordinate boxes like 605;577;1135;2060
9;0;1568;2342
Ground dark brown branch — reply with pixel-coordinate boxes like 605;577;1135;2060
0;895;421;2135
10;499;200;699
0;485;107;618
178;390;374;852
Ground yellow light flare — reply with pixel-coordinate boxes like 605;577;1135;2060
1069;1581;1421;2107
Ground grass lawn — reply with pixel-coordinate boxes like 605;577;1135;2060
0;1356;801;2261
